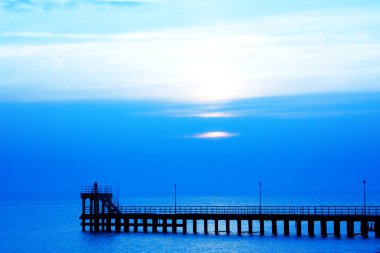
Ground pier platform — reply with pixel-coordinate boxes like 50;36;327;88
80;185;380;238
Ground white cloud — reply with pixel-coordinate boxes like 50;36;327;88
1;8;380;102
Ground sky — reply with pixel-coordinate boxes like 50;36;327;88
0;0;380;197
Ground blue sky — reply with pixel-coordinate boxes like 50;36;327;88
0;0;380;196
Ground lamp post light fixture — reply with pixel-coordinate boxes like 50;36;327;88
363;180;366;215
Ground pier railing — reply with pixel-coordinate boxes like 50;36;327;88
81;186;112;194
114;206;380;216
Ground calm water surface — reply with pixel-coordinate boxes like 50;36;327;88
0;193;379;253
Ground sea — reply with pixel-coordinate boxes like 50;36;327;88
0;193;379;253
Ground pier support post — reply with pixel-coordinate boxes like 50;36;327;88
89;199;93;232
375;220;380;238
308;220;314;237
90;198;93;214
237;219;242;235
94;218;100;232
321;220;327;237
115;217;121;232
347;221;354;238
82;198;86;214
193;219;197;234
124;218;130;232
81;197;86;232
360;220;368;238
248;220;253;235
226;219;230;235
215;219;219;235
272;220;277;236
334;220;340;238
173;219;177;233
134;218;138;233
82;219;86;232
204;219;208;234
284;220;289;236
152;218;158;233
102;204;105;231
81;198;86;231
183;219;187;234
106;218;111;232
143;218;148;233
94;198;100;232
296;220;302;236
260;220;265;235
163;219;167;233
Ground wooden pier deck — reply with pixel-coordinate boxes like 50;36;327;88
80;186;380;238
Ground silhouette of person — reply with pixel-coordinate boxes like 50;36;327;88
93;182;98;193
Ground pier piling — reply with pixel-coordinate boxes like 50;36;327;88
226;219;230;235
296;220;302;236
308;220;314;237
260;220;265;235
334;220;340;237
347;221;354;238
284;220;290;236
272;220;277;236
361;221;368;238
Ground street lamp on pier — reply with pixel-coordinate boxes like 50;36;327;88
174;184;177;214
259;182;262;214
363;180;366;215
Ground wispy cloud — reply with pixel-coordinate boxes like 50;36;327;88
193;112;237;118
2;0;153;11
190;131;238;139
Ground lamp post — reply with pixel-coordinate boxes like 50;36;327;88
117;186;119;208
259;182;262;214
174;184;177;214
363;180;366;215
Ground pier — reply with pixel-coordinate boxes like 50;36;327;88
80;185;380;238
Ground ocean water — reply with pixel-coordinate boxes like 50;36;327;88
0;193;379;253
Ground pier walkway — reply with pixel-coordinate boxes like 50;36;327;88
80;185;380;238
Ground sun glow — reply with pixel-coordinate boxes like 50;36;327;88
191;131;237;139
